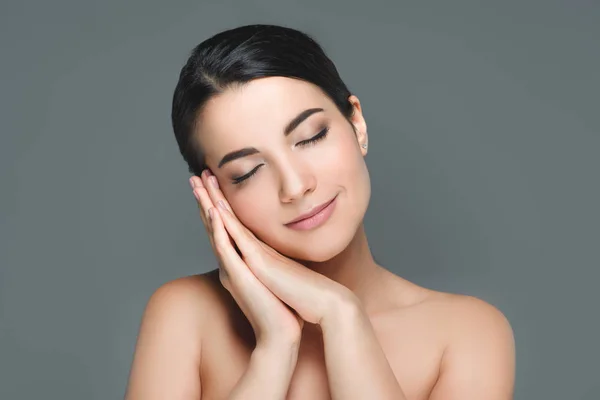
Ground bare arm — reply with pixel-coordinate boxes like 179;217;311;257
320;295;408;400
320;294;515;400
227;341;300;400
124;278;204;400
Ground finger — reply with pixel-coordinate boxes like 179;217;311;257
200;169;254;254
190;176;222;254
199;194;240;259
209;205;254;283
202;170;238;218
215;201;260;259
201;170;260;242
192;178;216;228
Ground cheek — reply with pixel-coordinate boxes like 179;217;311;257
321;133;369;186
326;135;371;217
227;190;276;235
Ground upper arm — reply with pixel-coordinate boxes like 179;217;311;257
429;296;516;400
125;276;208;400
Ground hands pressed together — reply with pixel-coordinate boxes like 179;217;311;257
189;169;356;348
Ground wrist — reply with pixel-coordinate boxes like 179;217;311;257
255;336;301;358
229;339;300;400
318;290;363;333
253;339;301;374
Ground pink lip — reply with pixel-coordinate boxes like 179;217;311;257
285;195;338;231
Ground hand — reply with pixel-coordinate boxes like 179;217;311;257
190;171;304;348
193;170;356;329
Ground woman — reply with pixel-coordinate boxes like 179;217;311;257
125;24;515;399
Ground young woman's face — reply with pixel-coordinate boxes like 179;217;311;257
195;76;370;262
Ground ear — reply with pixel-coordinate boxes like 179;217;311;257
348;95;368;156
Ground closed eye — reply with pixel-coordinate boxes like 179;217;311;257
231;126;330;186
297;126;329;147
231;164;263;185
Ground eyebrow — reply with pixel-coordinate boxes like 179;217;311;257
217;107;324;168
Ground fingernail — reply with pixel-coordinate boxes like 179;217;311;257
191;177;203;189
193;189;200;202
208;207;214;221
218;200;226;210
210;176;219;189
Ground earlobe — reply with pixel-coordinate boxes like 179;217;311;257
348;95;368;156
360;139;368;156
355;127;368;157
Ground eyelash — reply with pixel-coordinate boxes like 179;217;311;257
297;126;329;147
231;126;330;185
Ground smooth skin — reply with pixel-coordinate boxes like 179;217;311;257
125;77;515;399
195;171;407;399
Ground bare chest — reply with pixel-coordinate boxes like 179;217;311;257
200;313;444;400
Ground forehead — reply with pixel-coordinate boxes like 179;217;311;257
195;77;334;152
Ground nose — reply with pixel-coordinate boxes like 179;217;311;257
278;160;317;203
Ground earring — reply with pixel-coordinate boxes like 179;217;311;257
361;143;368;149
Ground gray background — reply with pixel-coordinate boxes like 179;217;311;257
1;0;598;399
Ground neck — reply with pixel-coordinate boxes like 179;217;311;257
302;224;385;313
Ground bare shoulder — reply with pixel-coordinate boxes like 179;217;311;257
417;290;516;399
420;290;514;341
399;281;515;349
125;271;224;399
380;268;512;330
141;271;223;326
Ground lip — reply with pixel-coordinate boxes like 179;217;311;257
284;195;338;230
